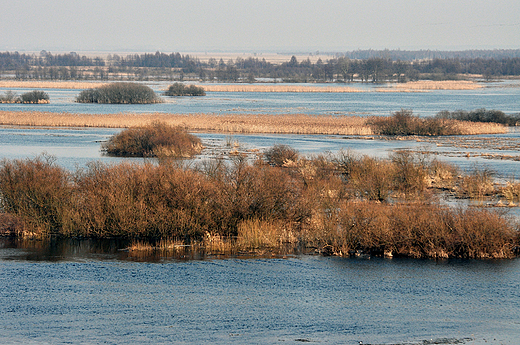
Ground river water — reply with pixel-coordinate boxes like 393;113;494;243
1;239;519;345
1;80;520;116
1;83;520;344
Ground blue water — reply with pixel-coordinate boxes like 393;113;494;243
1;81;519;116
1;239;519;345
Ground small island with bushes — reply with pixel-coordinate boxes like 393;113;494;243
102;122;203;158
76;82;162;104
164;83;206;96
0;90;50;104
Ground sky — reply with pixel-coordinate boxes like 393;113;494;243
1;0;519;53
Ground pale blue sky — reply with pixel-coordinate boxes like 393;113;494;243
1;0;519;52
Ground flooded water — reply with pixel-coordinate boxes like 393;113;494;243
1;81;520;116
1;84;520;344
1;239;519;345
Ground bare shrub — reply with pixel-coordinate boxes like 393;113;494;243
458;168;495;200
436;108;520;126
370;109;460;136
0;155;73;236
264;144;299;167
345;155;395;201
165;83;205;96
390;151;428;197
102;122;202;158
20;90;50;104
76;82;162;104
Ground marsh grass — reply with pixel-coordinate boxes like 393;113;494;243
383;80;483;91
501;181;520;205
0;110;507;135
199;84;365;93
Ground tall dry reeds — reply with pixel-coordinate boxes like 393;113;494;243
0;110;507;135
199;84;365;93
383;80;483;91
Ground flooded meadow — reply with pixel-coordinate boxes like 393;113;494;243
1;82;520;344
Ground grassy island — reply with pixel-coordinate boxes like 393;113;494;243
165;83;206;96
76;82;162;104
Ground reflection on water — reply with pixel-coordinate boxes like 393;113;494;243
1;238;519;344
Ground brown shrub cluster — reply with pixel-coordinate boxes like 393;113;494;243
0;151;518;259
370;109;466;136
101;122;203;158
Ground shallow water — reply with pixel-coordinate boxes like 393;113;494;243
2;81;520;116
1;239;519;345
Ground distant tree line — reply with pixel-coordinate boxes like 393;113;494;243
2;49;520;83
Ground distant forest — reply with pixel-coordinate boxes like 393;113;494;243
1;49;520;83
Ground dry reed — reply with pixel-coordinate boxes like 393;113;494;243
199;84;365;93
0;111;507;135
0;111;374;135
380;80;483;91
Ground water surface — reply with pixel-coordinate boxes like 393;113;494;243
1;239;519;345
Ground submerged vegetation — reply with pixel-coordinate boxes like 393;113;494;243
0;90;49;104
0;149;518;259
165;83;205;96
76;82;162;104
102;122;203;158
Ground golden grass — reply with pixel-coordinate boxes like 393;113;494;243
199;84;365;93
379;80;483;92
0;111;507;135
452;120;507;135
0;81;108;89
0;111;374;135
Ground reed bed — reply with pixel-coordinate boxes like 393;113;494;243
0;81;108;89
0;110;507;135
199;84;366;93
0;111;374;135
382;80;483;91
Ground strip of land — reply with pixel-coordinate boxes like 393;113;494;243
0;81;108;89
377;80;483;92
0;111;507;135
197;84;366;93
1;80;483;92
